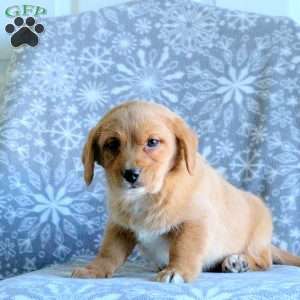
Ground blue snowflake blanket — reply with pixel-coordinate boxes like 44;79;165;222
0;1;300;297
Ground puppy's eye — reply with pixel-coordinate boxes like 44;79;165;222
104;138;120;152
146;138;160;148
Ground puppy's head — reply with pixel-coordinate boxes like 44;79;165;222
82;101;198;196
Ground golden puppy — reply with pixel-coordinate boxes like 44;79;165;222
72;101;300;283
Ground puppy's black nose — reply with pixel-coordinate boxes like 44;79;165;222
123;168;140;184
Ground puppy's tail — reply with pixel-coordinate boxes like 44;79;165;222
271;245;300;267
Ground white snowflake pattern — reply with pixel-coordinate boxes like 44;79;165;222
32;184;74;225
0;115;30;158
270;107;293;129
0;239;16;261
79;45;113;78
6;164;104;257
72;248;95;258
216;140;235;159
112;47;184;103
186;43;274;128
28;48;78;101
216;66;256;104
112;32;137;55
220;10;261;32
248;125;268;145
158;3;218;57
135;18;152;34
76;81;109;111
273;24;295;45
49;117;83;153
230;150;263;182
82;112;105;129
93;23;112;42
126;0;161;19
272;141;300;190
1;0;300;280
29;98;47;117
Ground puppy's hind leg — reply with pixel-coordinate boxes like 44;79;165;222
225;232;273;273
222;198;273;273
244;208;273;271
222;254;249;273
243;195;273;272
244;246;272;271
221;247;272;273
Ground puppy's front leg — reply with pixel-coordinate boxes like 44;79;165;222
72;222;136;278
156;222;208;283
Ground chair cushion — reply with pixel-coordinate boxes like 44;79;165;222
0;0;300;279
1;257;300;299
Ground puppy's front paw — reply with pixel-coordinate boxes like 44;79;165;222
155;268;185;284
222;254;249;273
71;264;113;279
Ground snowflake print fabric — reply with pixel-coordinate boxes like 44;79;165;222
0;0;300;280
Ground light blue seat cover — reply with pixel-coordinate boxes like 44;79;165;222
0;0;300;298
1;257;300;299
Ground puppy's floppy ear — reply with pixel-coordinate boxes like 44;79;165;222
82;127;101;185
173;117;198;175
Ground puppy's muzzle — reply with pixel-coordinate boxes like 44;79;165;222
122;168;140;184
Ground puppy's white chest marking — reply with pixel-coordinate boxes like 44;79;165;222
136;231;169;268
117;190;170;267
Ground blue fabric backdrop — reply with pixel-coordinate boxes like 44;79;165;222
0;0;300;281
